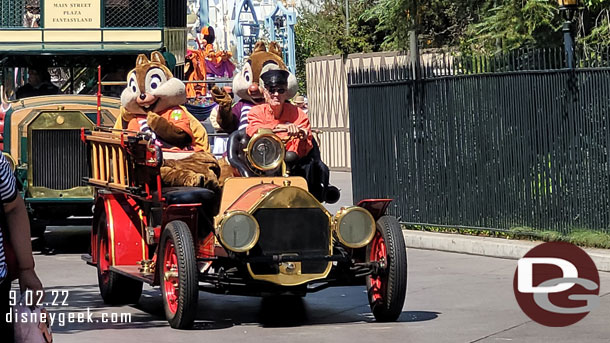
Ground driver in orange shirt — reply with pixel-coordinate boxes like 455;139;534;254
247;69;339;204
246;69;313;160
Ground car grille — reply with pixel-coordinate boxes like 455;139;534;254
249;208;330;275
31;130;88;190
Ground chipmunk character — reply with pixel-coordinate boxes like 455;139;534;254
209;41;297;181
115;51;221;193
210;41;298;135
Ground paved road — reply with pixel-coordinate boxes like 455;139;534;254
18;172;610;342
20;245;609;343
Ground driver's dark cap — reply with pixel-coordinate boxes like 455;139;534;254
260;69;289;89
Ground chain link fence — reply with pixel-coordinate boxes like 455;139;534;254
1;0;24;27
104;0;163;27
1;0;163;28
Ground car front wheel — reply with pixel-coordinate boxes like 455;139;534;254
366;215;407;322
159;220;199;329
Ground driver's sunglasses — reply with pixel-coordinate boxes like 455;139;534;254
268;87;287;95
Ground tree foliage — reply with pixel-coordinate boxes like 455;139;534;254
294;0;610;86
294;0;383;92
363;0;495;50
580;1;610;50
463;0;610;53
361;0;412;51
463;0;561;53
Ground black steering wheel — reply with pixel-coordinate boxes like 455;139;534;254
226;128;255;177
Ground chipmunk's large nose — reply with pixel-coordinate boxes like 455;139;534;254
139;93;147;100
248;84;259;94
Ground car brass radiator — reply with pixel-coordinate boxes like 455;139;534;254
250;208;330;274
31;130;88;190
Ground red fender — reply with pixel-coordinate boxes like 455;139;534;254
90;197;105;264
162;203;200;243
95;192;148;267
161;204;214;258
356;199;393;221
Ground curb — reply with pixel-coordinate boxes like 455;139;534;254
403;230;610;272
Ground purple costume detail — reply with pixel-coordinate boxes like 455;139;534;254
205;60;236;78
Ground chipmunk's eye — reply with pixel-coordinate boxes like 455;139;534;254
145;68;167;93
242;63;252;83
128;74;138;93
150;75;161;90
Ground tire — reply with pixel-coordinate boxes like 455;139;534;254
29;218;49;238
159;221;199;329
97;212;143;305
366;215;407;322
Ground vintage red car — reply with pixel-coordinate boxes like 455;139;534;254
82;126;407;329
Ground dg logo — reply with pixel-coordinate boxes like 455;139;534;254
513;242;600;327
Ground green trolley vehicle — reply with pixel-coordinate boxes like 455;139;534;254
0;0;187;237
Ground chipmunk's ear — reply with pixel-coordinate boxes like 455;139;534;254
268;42;282;59
136;54;150;66
150;51;166;65
253;41;267;53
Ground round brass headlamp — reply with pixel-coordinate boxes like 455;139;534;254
218;210;260;253
2;152;16;172
333;206;376;248
246;129;285;171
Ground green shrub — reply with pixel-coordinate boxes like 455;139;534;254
404;224;610;249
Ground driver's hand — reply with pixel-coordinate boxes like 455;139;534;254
274;123;298;136
286;124;299;136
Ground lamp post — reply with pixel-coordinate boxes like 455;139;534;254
557;0;580;68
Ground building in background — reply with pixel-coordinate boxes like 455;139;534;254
191;0;299;65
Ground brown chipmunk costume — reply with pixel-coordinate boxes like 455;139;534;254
114;52;221;193
209;41;297;183
209;42;339;204
210;41;298;134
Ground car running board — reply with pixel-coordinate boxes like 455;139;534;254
110;265;156;284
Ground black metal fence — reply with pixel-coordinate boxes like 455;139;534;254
348;47;610;233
